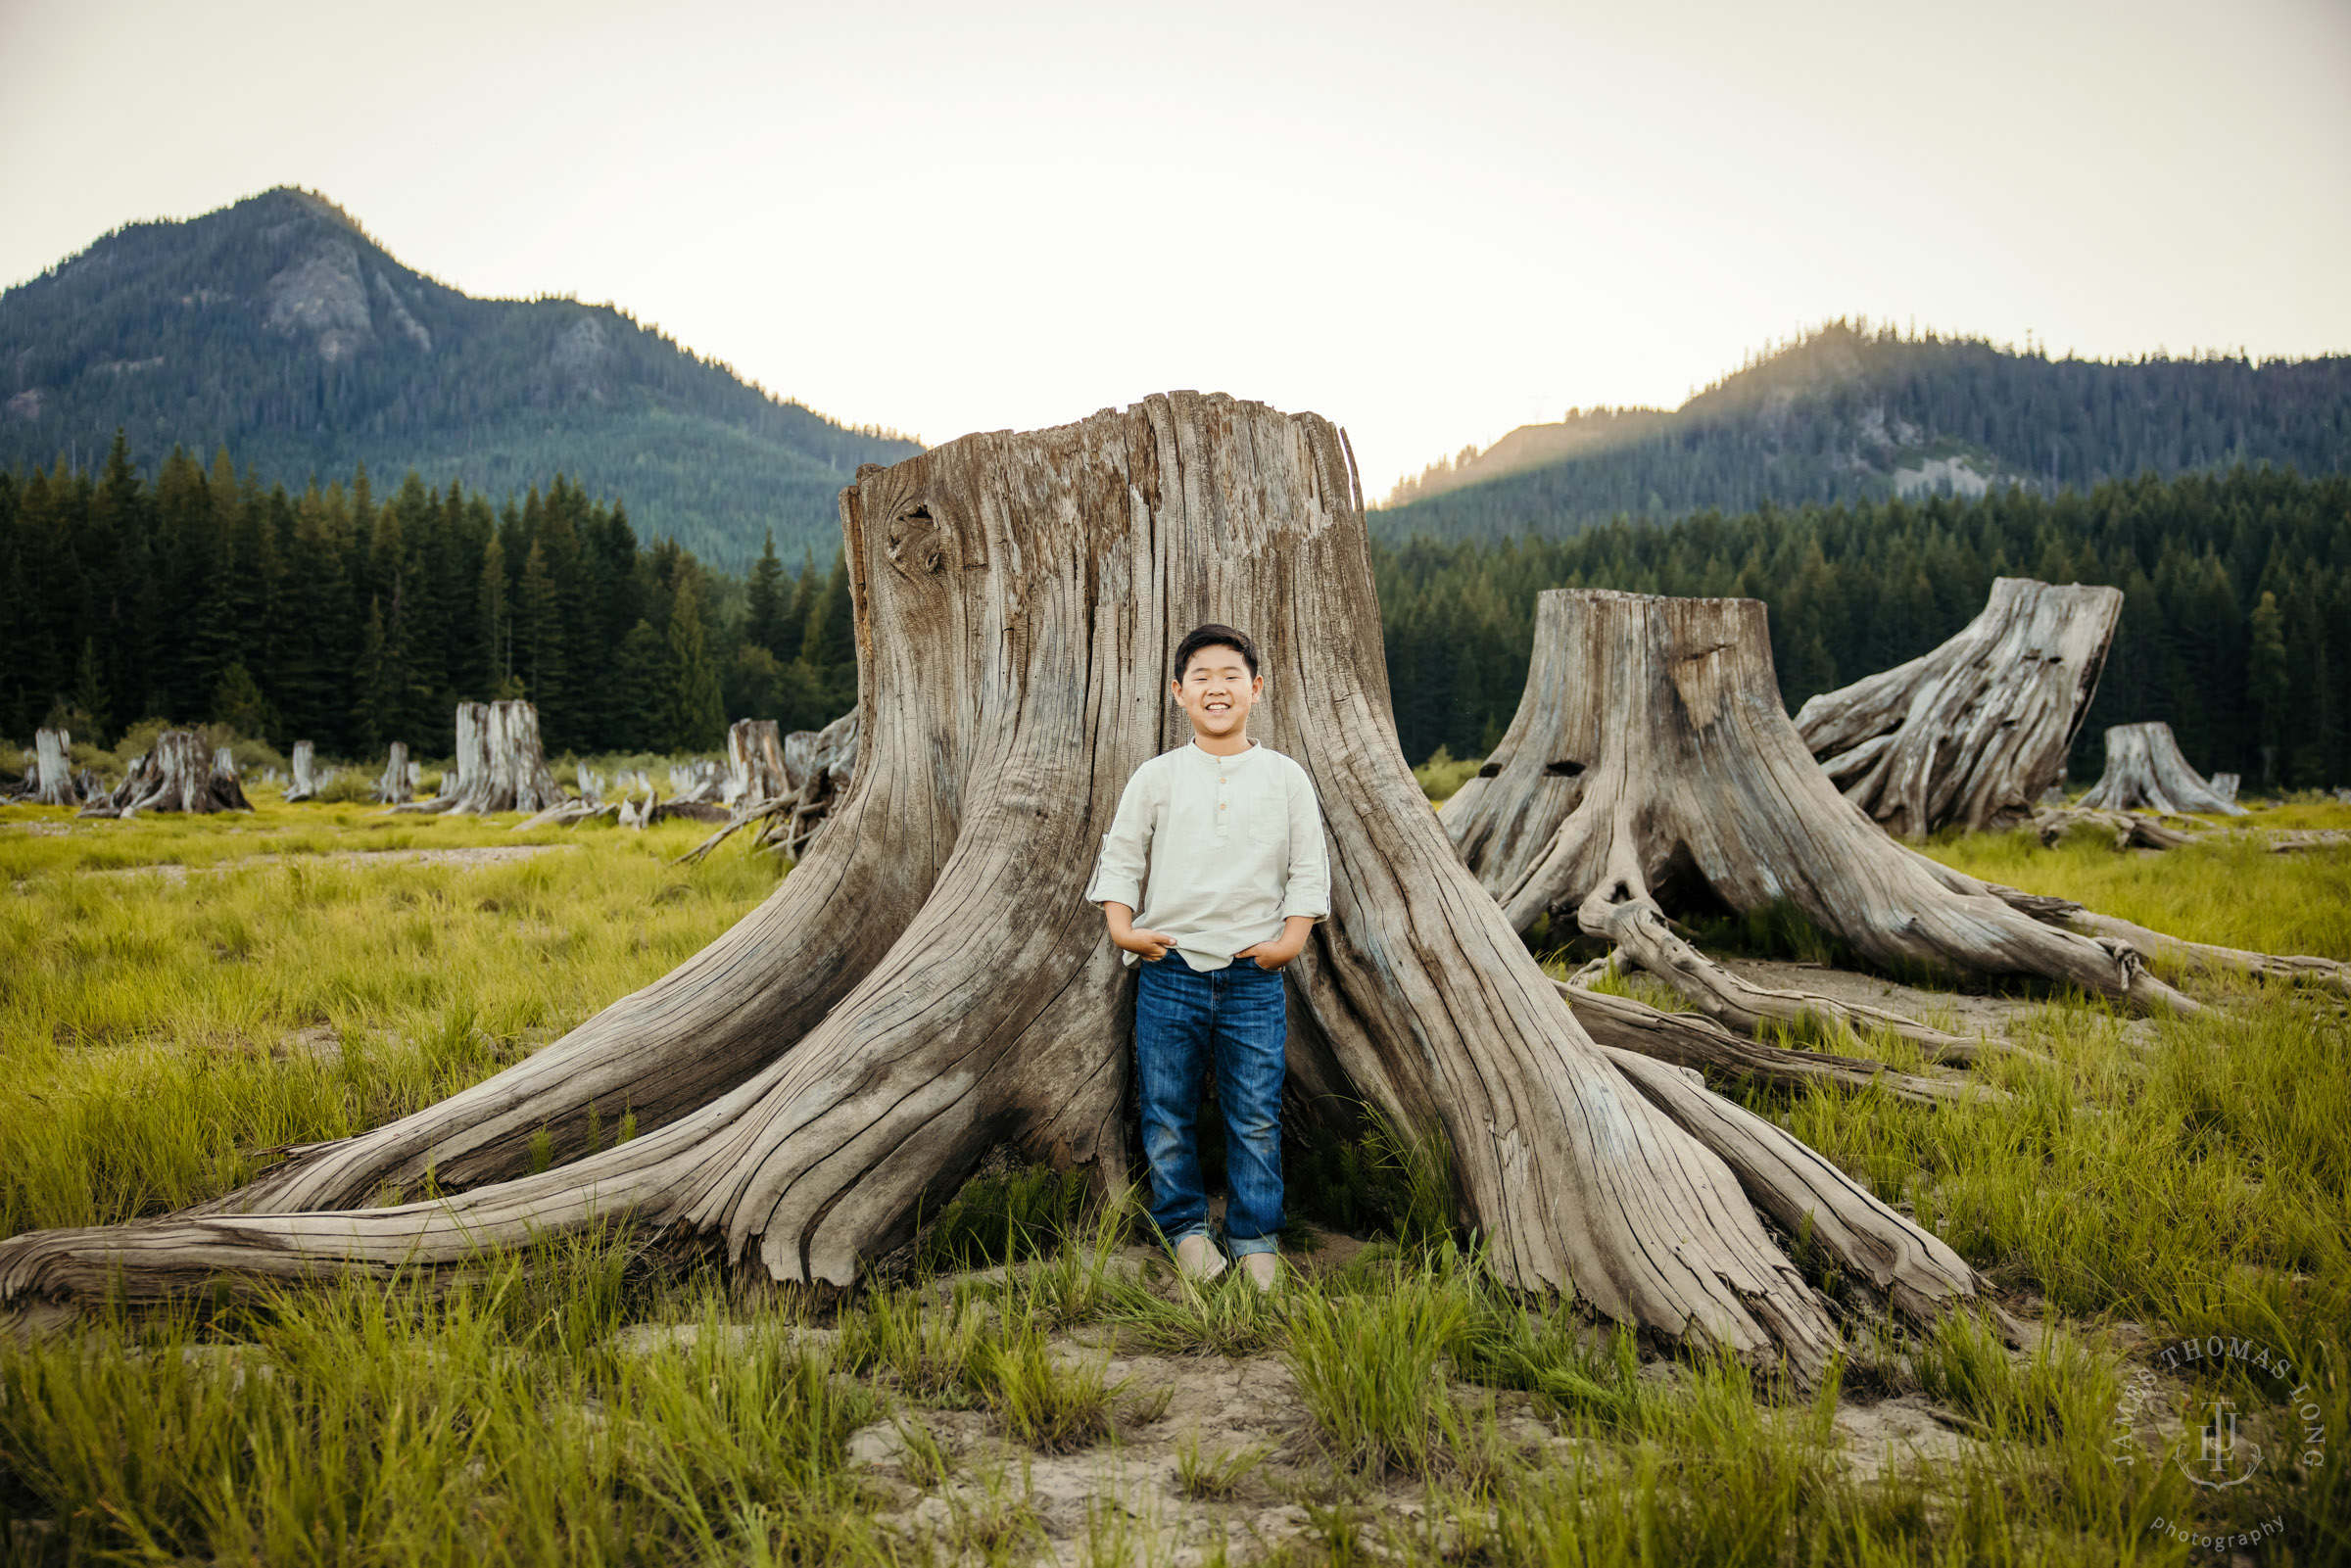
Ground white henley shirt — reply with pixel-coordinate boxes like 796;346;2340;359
1084;739;1331;971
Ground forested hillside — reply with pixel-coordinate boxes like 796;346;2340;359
1377;467;2351;790
0;188;917;569
1;436;857;758
1379;324;2351;543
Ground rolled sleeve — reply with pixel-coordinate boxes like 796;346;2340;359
1279;768;1331;921
1084;769;1155;910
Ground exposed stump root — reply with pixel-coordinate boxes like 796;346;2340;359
1440;588;2206;1033
4;396;2021;1384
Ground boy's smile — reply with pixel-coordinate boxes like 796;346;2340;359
1174;647;1262;754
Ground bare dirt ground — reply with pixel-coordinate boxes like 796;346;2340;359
605;1233;2022;1565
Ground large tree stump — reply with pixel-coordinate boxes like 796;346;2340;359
77;731;251;817
29;729;80;807
1793;579;2122;836
2077;722;2246;817
395;701;563;816
284;740;319;803
1440;589;2190;1013
373;742;412;806
3;396;2008;1380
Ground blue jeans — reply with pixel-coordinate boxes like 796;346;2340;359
1134;957;1286;1257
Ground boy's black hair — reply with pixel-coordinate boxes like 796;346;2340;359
1173;623;1260;681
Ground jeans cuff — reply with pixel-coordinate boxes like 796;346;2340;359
1225;1233;1279;1258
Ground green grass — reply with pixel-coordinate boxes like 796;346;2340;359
1;794;2346;1563
0;792;778;1237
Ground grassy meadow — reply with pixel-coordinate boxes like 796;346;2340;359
1;787;2346;1564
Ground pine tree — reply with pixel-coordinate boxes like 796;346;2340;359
663;573;726;752
744;530;787;657
799;550;856;717
72;637;112;746
613;619;667;752
352;596;390;749
477;534;513;697
518;540;568;742
2248;590;2288;782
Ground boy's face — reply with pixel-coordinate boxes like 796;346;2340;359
1172;645;1262;740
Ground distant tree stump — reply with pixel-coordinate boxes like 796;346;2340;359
724;721;790;806
2077;722;2246;817
78;730;251;817
212;746;254;812
29;729;80;808
284;740;319;803
761;712;860;859
1794;578;2121;836
373;742;412;805
395;702;562;816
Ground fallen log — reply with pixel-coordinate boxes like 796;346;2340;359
1582;899;2010;1064
2032;804;2201;851
1560;982;1995;1106
1966;881;2351;994
2077;722;2245;817
1795;578;2122;837
1;393;2009;1377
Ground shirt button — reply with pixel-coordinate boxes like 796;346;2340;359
1219;802;1227;810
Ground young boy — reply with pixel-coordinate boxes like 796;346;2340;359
1084;624;1330;1289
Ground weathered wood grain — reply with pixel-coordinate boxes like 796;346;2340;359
1440;588;2194;1013
1795;578;2121;837
3;396;2014;1382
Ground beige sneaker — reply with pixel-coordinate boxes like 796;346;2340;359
1175;1233;1227;1283
1240;1252;1280;1292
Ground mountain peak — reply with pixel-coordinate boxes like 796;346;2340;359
1380;325;2351;533
2;192;916;566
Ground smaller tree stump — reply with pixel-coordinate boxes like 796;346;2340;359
78;731;251;817
759;712;860;859
2077;722;2245;817
394;702;562;816
1794;578;2122;836
30;730;80;808
212;747;254;813
724;721;790;806
284;741;318;803
2209;772;2240;805
374;743;412;806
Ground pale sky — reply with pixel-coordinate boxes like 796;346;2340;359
4;0;2347;499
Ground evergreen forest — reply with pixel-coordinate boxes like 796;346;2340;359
8;440;2347;800
1;437;858;760
1378;466;2351;789
1378;325;2351;544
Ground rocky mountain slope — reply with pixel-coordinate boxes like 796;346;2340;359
0;188;917;566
